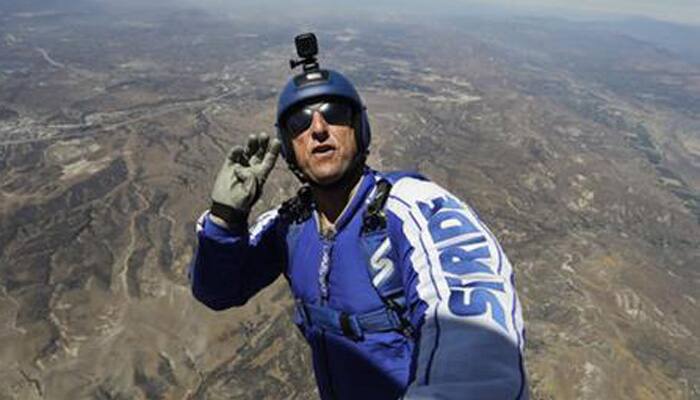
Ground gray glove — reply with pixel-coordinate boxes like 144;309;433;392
210;133;281;225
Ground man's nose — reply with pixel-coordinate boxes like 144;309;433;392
310;111;329;141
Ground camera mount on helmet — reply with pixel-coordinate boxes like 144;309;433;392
289;33;320;72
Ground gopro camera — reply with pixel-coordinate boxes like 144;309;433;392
295;33;318;59
290;32;320;71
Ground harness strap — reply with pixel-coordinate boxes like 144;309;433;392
295;300;407;341
361;179;392;234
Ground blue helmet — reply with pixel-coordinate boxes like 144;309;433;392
275;68;371;175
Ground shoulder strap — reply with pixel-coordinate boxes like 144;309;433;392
361;171;425;234
361;179;391;234
358;171;426;337
278;185;313;224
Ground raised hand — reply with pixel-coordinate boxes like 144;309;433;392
210;133;281;224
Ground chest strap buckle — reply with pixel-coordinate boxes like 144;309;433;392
339;312;363;341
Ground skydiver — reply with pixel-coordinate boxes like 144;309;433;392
190;33;528;400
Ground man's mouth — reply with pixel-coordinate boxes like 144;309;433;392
312;145;335;154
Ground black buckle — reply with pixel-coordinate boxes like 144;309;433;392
386;299;415;338
400;322;415;338
339;312;362;341
361;180;391;234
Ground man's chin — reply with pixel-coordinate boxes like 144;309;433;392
304;165;353;187
308;172;343;186
302;161;362;188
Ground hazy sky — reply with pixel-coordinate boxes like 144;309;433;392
484;0;700;25
177;0;700;26
2;0;699;26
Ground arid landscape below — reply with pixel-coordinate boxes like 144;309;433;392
1;2;699;399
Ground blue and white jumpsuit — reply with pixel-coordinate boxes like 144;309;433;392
190;168;528;400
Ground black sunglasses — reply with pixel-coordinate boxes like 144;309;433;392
283;101;354;137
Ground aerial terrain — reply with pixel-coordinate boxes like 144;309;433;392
0;2;699;399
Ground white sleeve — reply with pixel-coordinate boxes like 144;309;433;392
387;178;528;400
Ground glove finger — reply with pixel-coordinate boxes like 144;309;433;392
258;138;281;177
253;133;270;163
246;133;260;162
228;145;245;165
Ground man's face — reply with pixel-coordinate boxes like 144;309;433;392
289;103;358;185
